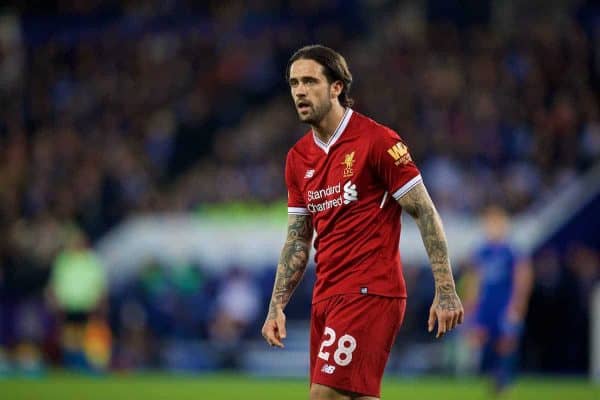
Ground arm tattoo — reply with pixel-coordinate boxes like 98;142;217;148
267;214;314;319
398;182;460;311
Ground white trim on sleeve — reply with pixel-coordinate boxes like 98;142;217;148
288;207;310;215
392;175;423;200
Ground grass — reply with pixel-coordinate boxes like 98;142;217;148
0;373;597;400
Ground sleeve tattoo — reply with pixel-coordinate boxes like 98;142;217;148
398;182;459;311
267;214;314;319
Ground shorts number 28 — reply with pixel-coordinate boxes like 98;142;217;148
317;326;357;366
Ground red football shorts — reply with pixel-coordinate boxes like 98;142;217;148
309;293;406;397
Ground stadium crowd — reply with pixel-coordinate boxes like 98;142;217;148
0;0;598;375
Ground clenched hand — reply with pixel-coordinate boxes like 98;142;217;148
262;305;287;348
428;289;464;338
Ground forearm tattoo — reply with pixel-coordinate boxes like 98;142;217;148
268;214;313;319
398;182;460;311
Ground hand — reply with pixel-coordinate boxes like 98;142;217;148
428;289;464;338
261;305;287;348
496;334;519;355
505;306;523;325
467;326;488;348
498;310;523;354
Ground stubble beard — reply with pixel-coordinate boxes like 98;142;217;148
298;99;332;126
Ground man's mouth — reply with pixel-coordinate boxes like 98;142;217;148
297;101;311;112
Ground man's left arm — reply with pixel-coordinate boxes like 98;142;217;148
397;181;464;338
508;258;534;321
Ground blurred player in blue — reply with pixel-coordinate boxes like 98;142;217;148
464;205;533;396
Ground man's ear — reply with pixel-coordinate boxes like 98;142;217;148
330;81;343;99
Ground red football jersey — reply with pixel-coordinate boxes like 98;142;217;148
286;109;422;303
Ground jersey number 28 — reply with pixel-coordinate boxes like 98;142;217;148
317;326;357;367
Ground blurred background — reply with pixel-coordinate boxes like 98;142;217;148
0;0;599;397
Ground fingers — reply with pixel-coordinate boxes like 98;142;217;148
449;312;459;331
427;307;436;333
262;321;285;348
451;308;464;330
262;309;287;349
276;312;287;340
432;309;465;338
270;330;285;349
436;312;446;338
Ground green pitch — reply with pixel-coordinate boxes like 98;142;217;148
0;373;597;400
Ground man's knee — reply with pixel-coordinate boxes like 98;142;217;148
309;383;380;400
309;383;347;400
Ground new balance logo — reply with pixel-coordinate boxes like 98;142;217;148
305;169;315;179
343;181;358;204
321;364;336;374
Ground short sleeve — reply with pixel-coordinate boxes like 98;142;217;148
285;151;310;215
370;128;422;200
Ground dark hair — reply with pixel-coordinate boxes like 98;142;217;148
286;44;354;107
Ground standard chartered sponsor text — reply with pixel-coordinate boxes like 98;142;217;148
307;182;358;213
308;196;344;213
307;183;341;201
307;182;342;213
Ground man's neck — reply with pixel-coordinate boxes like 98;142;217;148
312;104;346;143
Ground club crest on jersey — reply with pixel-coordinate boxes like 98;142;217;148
305;169;315;179
387;142;412;166
341;151;356;177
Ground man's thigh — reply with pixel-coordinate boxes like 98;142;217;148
310;294;406;398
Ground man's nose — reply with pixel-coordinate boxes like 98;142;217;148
294;83;307;97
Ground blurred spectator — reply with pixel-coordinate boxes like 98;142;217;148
110;260;211;371
49;228;109;371
209;268;260;369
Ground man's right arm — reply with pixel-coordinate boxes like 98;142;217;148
262;213;313;348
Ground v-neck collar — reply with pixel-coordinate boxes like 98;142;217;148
312;108;353;154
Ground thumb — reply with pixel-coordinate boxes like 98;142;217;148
428;307;437;333
277;311;287;339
